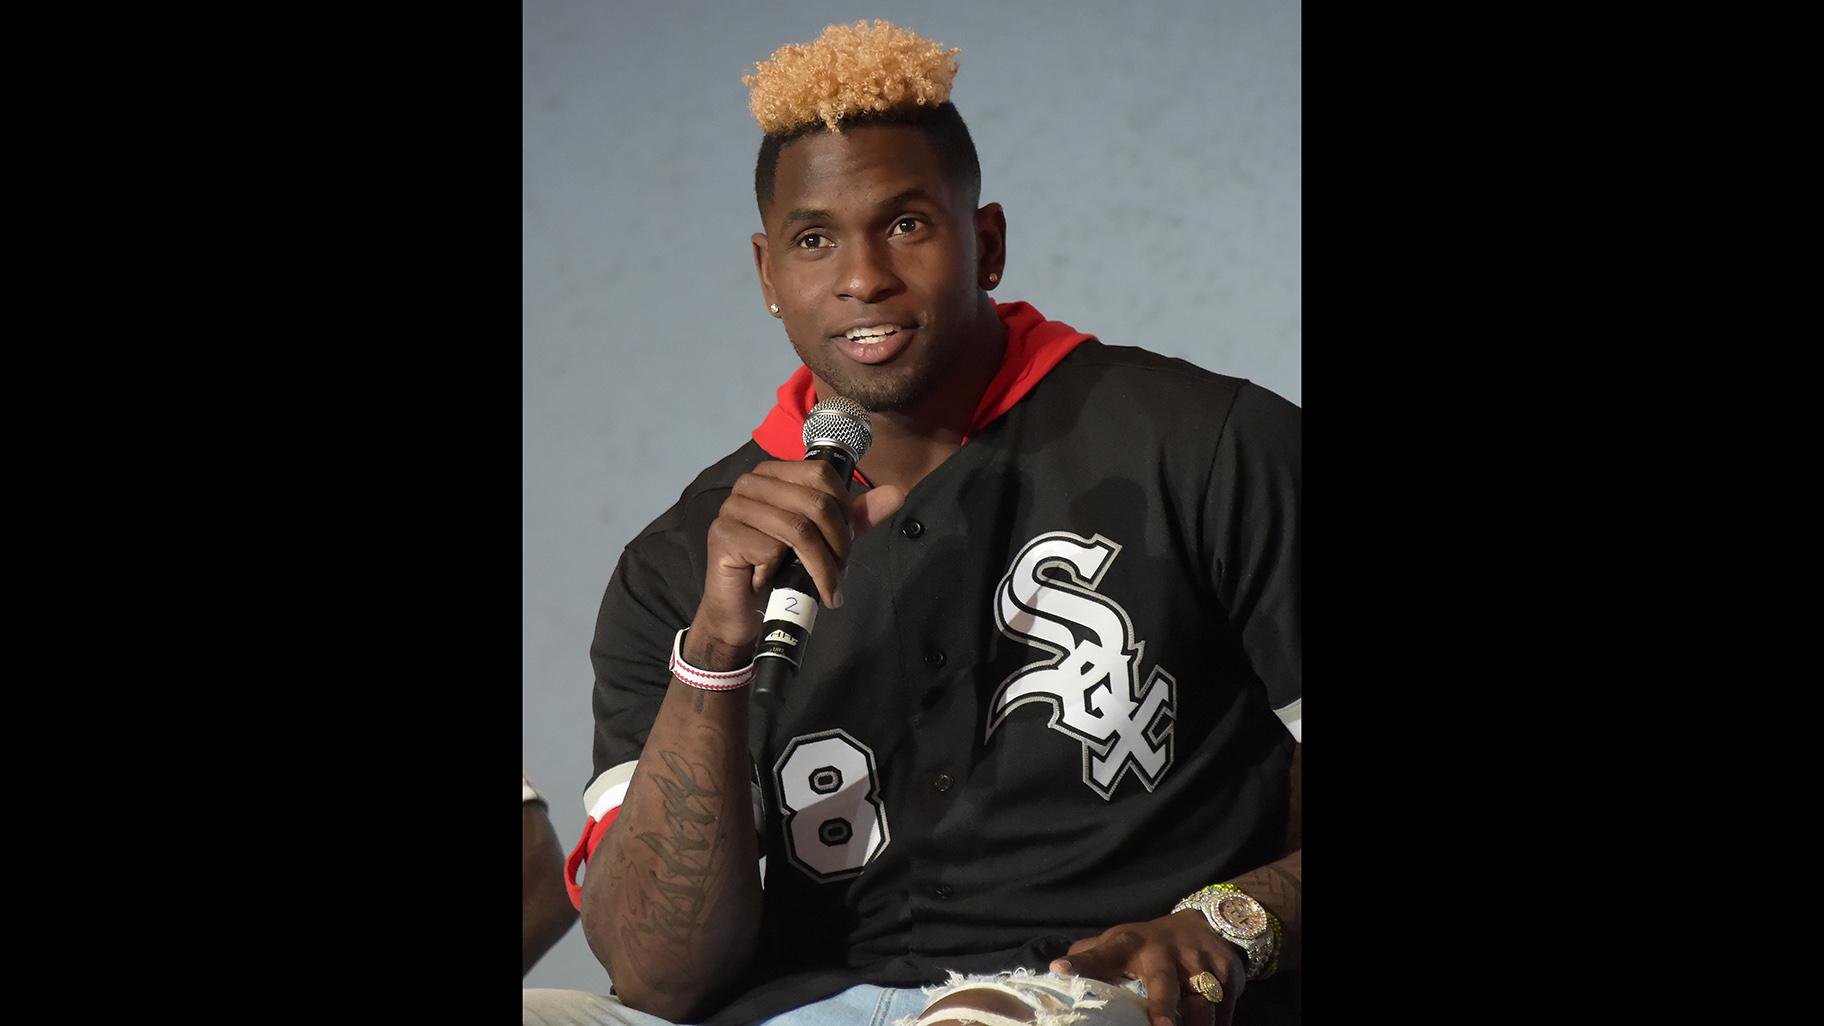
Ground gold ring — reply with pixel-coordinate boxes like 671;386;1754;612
1188;971;1224;1004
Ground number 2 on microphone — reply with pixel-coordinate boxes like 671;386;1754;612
764;587;819;630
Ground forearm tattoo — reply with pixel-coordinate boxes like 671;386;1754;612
1233;851;1301;971
607;746;730;990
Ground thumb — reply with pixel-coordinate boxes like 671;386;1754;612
850;485;906;534
1049;930;1140;983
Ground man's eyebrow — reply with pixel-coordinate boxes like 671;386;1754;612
780;207;833;230
778;190;944;231
880;188;942;210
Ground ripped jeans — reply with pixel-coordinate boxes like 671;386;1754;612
522;969;1152;1026
904;969;1151;1026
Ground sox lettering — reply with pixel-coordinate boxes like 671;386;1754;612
988;531;1175;799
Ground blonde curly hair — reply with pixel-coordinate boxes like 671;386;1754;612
742;19;960;136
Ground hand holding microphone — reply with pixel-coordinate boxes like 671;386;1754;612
684;397;903;697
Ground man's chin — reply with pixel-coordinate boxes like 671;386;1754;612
818;368;925;413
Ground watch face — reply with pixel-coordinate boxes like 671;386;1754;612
1214;894;1268;939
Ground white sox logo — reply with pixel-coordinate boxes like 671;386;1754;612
988;531;1175;799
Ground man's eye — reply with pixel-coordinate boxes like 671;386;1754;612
797;234;829;249
889;218;921;236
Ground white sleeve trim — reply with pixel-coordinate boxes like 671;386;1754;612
583;762;640;820
583;760;766;834
1274;698;1301;743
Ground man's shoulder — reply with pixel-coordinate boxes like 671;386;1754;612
1039;339;1299;431
1065;337;1246;383
625;439;769;550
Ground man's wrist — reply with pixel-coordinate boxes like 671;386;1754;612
682;619;756;672
1172;884;1279;981
1216;937;1249;978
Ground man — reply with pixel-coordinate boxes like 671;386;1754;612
525;20;1299;1026
525;774;580;975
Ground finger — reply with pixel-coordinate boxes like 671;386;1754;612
719;490;848;607
1049;929;1141;981
705;517;785;578
851;484;905;534
734;472;852;555
1180;968;1230;1026
1209;957;1242;1026
749;457;851;497
1212;989;1237;1026
731;471;855;558
1179;980;1219;1026
1136;957;1180;1026
753;461;878;545
1179;959;1238;1026
1063;933;1101;958
705;519;787;592
750;557;779;594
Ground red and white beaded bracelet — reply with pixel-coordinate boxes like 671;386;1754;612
668;628;756;691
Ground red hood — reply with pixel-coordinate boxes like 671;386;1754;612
751;301;1095;477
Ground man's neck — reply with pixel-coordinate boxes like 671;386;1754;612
837;299;1006;495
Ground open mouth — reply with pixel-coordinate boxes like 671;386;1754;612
834;323;915;366
843;325;901;344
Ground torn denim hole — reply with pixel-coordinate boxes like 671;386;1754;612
898;968;1152;1026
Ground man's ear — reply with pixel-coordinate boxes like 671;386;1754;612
752;233;777;313
975;202;1006;288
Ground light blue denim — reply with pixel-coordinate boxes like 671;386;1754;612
524;971;1152;1026
523;984;928;1026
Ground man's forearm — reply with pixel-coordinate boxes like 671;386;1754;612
1226;741;1300;973
1228;848;1300;974
582;637;762;1021
523;804;580;974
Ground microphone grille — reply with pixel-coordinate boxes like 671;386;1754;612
803;396;873;461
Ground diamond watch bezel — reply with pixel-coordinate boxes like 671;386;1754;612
1211;892;1269;940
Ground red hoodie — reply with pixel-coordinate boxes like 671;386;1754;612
749;301;1097;471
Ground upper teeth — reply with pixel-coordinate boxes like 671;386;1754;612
846;325;898;341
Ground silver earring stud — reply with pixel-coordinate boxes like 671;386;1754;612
986;272;1000;285
769;303;780;314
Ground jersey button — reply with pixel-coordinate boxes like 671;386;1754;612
901;518;925;538
932;772;953;792
932;884;953;900
923;648;946;669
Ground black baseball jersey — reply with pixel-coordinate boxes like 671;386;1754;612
574;303;1301;1025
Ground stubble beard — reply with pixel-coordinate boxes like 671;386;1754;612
798;348;936;413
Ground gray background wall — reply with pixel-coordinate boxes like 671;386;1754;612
523;0;1300;991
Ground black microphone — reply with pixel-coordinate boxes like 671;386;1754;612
751;396;873;706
